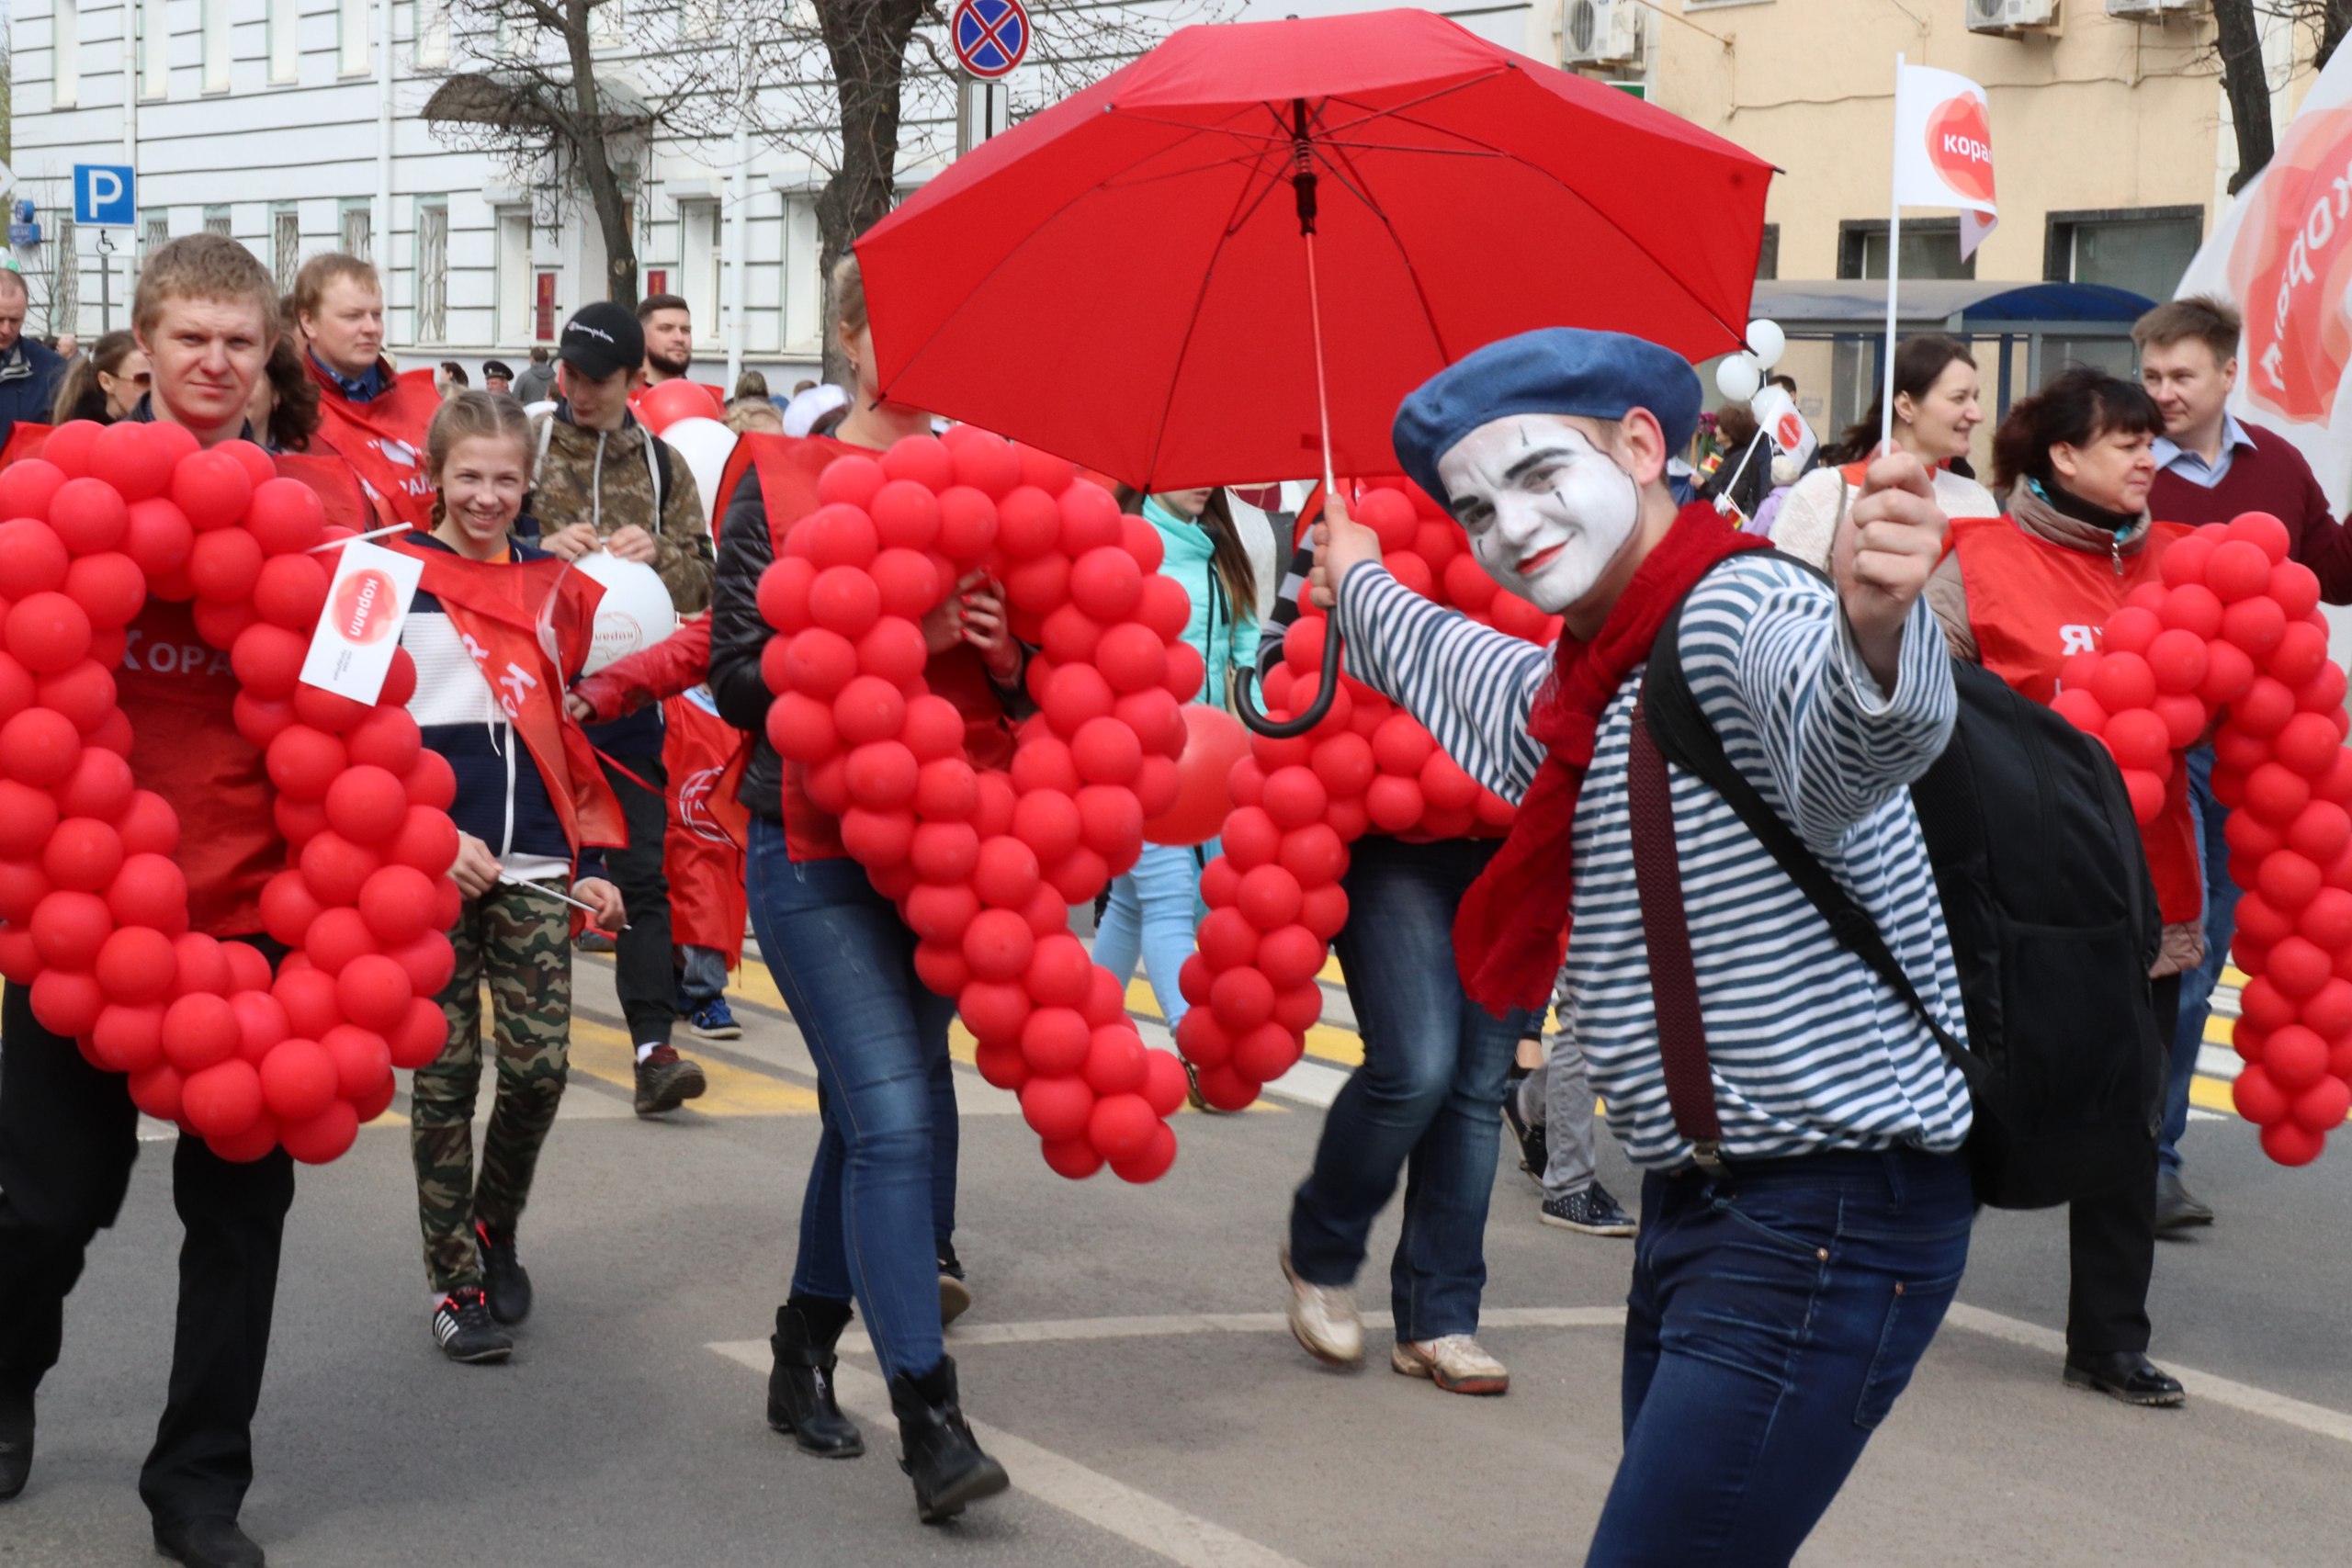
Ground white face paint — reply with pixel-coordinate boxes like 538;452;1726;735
1435;414;1641;615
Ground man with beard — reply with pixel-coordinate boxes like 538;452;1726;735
638;294;695;386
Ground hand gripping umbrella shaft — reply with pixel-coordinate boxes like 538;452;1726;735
1236;100;1347;741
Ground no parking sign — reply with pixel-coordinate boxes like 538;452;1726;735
952;0;1029;80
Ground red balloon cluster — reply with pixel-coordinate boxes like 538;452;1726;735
756;428;1192;1181
635;379;724;434
2050;511;2352;1167
0;421;460;1165
1172;480;1559;1109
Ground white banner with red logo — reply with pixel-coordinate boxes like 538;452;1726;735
1749;384;1818;472
300;539;424;704
1892;62;1998;260
2177;44;2352;511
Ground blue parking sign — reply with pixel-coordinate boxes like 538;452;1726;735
74;164;136;227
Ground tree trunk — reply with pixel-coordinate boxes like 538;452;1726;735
2322;0;2352;71
564;0;639;303
815;0;926;386
2214;0;2278;194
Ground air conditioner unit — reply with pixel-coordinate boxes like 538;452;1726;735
2105;0;2198;17
1563;0;1642;66
1965;0;2060;33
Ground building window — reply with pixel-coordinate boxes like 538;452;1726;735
416;200;450;343
54;0;81;107
1756;223;1780;283
341;0;372;75
535;270;560;342
419;0;452;67
782;196;821;355
496;209;533;344
269;0;299;84
203;0;232;92
2044;207;2204;306
1837;219;1973;283
141;0;170;99
272;206;302;293
681;202;721;342
341;200;373;260
141;211;170;268
204;206;233;239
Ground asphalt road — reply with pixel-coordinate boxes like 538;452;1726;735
6;953;2350;1568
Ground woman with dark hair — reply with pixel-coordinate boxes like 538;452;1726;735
1926;365;2188;1410
247;335;322;454
1770;333;1995;568
1099;486;1256;1052
48;331;150;424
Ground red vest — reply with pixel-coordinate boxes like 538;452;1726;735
2;423;377;935
1950;514;2202;923
305;364;445;534
741;433;1014;861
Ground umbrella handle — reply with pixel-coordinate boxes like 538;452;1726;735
1235;620;1344;739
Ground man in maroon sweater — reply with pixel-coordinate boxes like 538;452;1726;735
2138;295;2352;1234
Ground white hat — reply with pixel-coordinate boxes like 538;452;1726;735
781;383;851;438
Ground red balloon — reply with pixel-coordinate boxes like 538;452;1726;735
94;926;178;1007
0;458;66;522
325;765;411;845
1196;906;1260;971
1019;1008;1092;1076
345;705;424;775
47;477;129;555
2227;511;2293;563
258;1037;337;1123
387;998;449;1069
1087;1092;1159;1164
1142;705;1249;847
30;888;111;969
181;1059;265;1140
300;832;380;907
808;565;882;638
356;864;438;945
42;817;123;894
273;966;343;1040
335;953;413;1032
971;835;1042;908
2206;538;2273;601
161;993;241;1074
2221;594;2287;659
280;1100;359;1165
120;498;197;576
1211;966;1276;1032
1258;924;1328;988
187;526;264;604
1019;1074;1096;1140
55;745;132;822
638;378;722;434
2197;640;2257;706
962;908;1036;982
169;447;257;532
7;592;93;674
0;520;68;600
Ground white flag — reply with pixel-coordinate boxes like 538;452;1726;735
1891;63;1998;260
1750;385;1818;472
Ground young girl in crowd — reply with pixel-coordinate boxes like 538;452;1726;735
402;391;626;1365
1770;333;1996;568
1099;487;1256;1060
705;254;1015;1520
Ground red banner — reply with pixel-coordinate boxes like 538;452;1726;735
662;690;749;964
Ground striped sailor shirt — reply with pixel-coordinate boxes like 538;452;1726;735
1330;551;1974;1169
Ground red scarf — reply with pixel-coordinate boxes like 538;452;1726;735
305;364;445;534
1454;504;1770;1014
389;537;629;852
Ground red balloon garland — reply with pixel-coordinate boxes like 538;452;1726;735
2052;511;2352;1167
757;428;1193;1181
0;421;458;1165
1170;480;1561;1110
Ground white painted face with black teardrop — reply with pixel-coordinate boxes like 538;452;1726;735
1437;415;1641;615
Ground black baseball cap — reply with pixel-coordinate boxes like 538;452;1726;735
559;301;643;381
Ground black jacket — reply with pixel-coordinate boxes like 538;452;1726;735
707;467;788;822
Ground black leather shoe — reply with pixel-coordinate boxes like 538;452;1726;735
891;1356;1008;1522
0;1397;30;1501
153;1515;266;1567
2155;1168;2215;1232
2064;1350;2186;1407
768;1304;864;1458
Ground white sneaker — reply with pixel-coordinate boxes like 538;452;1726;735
1279;1246;1363;1367
1391;1335;1510;1395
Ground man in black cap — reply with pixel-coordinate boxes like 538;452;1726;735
530;301;714;1118
1303;326;1967;1565
482;359;514;396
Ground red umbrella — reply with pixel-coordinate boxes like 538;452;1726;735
857;8;1774;493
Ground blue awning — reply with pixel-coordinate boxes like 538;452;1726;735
1750;279;2156;330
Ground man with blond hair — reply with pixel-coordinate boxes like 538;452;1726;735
296;252;444;534
0;231;344;1568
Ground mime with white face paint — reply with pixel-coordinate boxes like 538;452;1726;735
1301;327;1973;1565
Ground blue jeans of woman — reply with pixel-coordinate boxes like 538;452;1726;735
746;819;957;1382
1093;840;1209;1027
1585;1146;1974;1568
1286;835;1521;1341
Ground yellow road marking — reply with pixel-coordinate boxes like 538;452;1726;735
568;1015;819;1114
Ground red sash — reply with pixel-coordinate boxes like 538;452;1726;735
305;365;445;534
1950;515;2201;924
388;538;628;852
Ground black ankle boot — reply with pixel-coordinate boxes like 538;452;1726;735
767;1303;864;1457
890;1356;1009;1522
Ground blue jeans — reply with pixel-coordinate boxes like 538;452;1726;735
2165;747;2234;1173
1587;1147;1974;1567
746;820;958;1382
1287;836;1521;1341
1093;841;1208;1027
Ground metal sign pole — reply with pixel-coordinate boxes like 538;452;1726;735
97;231;113;333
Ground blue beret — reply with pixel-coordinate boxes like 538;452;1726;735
1392;329;1703;513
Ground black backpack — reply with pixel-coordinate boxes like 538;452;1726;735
1638;558;2166;1210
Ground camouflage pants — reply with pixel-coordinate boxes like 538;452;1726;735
410;880;573;1293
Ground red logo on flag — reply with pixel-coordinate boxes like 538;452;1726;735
1776;412;1806;451
2232;107;2352;424
332;569;399;646
1926;96;1996;206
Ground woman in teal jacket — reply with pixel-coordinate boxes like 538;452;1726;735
1100;488;1258;1048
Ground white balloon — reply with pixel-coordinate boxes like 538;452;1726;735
1745;319;1787;371
658;415;739;529
571;550;680;675
1715;354;1762;403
